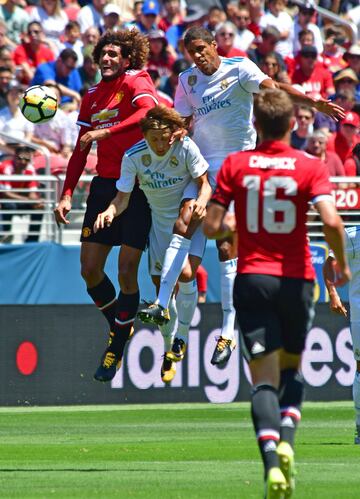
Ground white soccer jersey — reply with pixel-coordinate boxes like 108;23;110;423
117;136;208;232
175;57;268;172
344;226;360;321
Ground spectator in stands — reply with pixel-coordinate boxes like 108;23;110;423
293;3;323;56
0;146;44;243
124;1;144;29
215;22;247;58
0;0;29;45
333;68;360;102
0;66;13;110
322;25;348;74
196;264;208;303
158;0;182;33
147;68;173;107
291;45;335;100
77;0;106;34
0;19;16;51
259;0;293;58
29;0;69;54
231;5;255;52
306;130;345;177
82;26;100;47
344;143;360;179
146;29;176;78
136;0;160;34
327;111;360;164
204;5;226;35
166;5;208;53
78;45;100;93
247;26;286;71
160;57;190;99
343;44;360;85
12;21;55;85
0;83;34;149
291;105;315;150
0;46;15;75
61;21;83;67
259;52;291;84
102;4;123;33
31;48;82;109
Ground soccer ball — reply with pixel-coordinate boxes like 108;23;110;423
19;85;58;124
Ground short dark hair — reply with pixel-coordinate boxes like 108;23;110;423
171;58;191;75
59;48;78;62
254;89;294;139
27;21;42;33
183;26;214;48
15;145;33;156
261;26;281;40
93;29;149;70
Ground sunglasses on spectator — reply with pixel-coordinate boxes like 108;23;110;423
218;32;234;37
236;16;249;20
264;61;278;67
29;30;41;34
339;78;355;84
16;156;31;161
302;54;317;59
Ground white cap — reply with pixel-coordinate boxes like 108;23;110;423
103;3;122;16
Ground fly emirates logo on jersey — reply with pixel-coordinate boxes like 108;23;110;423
91;108;121;129
142;170;184;189
249;155;297;170
195;94;231;117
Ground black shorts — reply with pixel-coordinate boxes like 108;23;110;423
80;176;151;250
233;274;315;361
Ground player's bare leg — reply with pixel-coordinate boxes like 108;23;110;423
94;245;142;382
210;234;237;365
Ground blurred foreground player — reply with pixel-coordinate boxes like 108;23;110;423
323;228;360;445
204;88;350;498
94;105;211;383
53;29;157;382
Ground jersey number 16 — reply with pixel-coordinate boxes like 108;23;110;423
243;175;297;234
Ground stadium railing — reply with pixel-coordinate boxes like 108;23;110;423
0;176;360;243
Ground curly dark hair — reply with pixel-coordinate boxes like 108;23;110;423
93;29;149;70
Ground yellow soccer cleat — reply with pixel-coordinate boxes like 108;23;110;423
166;337;186;362
265;467;287;499
161;354;176;384
277;441;295;498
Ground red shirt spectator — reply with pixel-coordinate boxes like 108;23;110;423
158;0;183;33
215;22;248;59
344;144;360;177
327;111;360;164
291;45;335;99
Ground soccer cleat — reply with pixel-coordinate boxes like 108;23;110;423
355;426;360;444
94;349;122;382
137;302;170;326
265;467;287;499
166;338;186;362
277;441;295;497
210;336;236;365
161;354;176;384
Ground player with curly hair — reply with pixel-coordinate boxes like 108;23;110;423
54;28;158;382
93;105;212;383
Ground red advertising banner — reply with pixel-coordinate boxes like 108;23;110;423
332;188;360;210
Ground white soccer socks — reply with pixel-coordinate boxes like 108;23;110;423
219;258;238;340
159;294;178;351
176;280;198;343
158;234;191;309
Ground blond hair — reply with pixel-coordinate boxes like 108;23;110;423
140;105;185;133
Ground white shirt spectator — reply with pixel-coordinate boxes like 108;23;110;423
32;108;72;152
293;19;323;56
0;107;34;143
29;6;69;54
233;29;255;52
77;3;105;34
259;9;294;58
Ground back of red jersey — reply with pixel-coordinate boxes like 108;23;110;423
212;140;332;279
77;69;157;178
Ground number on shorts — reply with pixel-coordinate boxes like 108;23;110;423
243;175;297;233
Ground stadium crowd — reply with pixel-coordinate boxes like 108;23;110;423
0;0;359;244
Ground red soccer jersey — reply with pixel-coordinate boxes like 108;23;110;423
13;43;55;68
0;161;38;191
212;141;332;279
76;69;157;179
291;65;334;99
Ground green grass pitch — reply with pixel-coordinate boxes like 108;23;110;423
0;402;358;498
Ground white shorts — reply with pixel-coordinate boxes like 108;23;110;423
350;321;360;360
149;219;206;276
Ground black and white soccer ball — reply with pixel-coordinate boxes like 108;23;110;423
19;85;58;124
